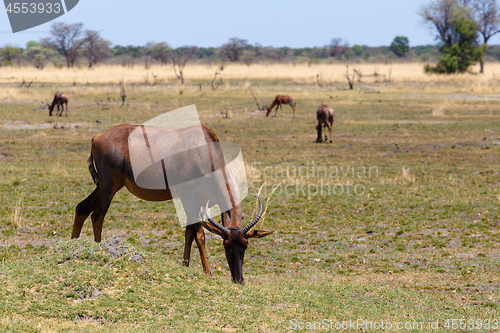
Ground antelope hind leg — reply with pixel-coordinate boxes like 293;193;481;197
183;225;196;267
71;188;99;239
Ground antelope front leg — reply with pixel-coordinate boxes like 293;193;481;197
193;223;211;276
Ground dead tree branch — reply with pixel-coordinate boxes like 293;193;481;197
248;87;267;110
120;78;127;105
211;71;222;90
172;56;186;84
355;69;362;82
316;73;324;87
344;65;356;90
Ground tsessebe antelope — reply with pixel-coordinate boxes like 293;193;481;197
316;103;334;143
71;124;274;284
266;95;297;118
47;92;69;117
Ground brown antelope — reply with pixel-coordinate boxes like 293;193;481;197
71;124;274;284
316;104;335;143
47;92;69;117
266;95;297;118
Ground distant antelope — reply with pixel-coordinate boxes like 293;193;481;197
266;95;296;118
316;103;334;143
47;92;69;117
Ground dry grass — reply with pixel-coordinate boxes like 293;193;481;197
0;76;499;331
1;62;500;85
11;194;24;228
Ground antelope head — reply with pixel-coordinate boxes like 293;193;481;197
265;106;272;117
203;198;274;284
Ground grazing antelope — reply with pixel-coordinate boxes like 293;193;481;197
316;104;335;143
266;95;297;118
47;92;69;117
71;124;274;284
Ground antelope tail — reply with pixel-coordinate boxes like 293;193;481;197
87;151;99;187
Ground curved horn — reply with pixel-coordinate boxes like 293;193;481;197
242;197;263;234
205;201;230;235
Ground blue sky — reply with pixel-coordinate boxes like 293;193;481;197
2;0;500;48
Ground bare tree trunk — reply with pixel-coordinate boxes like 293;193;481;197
211;72;222;90
120;79;127;106
480;60;484;74
173;57;186;84
316;74;324;87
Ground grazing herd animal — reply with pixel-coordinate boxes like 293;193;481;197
69;90;334;283
315;103;335;143
264;95;335;143
266;95;297;118
48;92;69;117
71;124;274;284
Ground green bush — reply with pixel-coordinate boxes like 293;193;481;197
424;14;484;74
390;36;410;57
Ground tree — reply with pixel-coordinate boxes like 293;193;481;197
82;30;111;68
113;45;143;58
42;22;85;67
220;38;248;62
23;41;57;69
420;0;485;73
0;45;21;65
390;36;410;57
142;42;154;68
426;11;485;73
352;44;364;56
241;49;257;66
420;0;459;47
150;42;172;64
470;0;500;72
328;38;349;58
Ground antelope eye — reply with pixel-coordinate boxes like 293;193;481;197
241;239;248;248
223;240;231;248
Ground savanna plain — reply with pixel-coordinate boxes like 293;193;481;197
0;63;499;332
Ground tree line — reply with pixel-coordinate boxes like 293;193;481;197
1;0;500;74
0;28;436;69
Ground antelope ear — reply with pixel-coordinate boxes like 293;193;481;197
200;221;225;237
245;230;275;239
